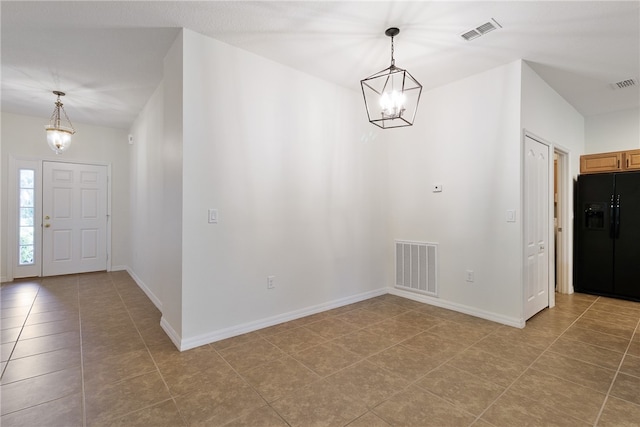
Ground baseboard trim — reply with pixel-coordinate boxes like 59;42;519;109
160;316;182;350
126;267;163;311
178;287;388;351
121;273;526;351
389;287;525;329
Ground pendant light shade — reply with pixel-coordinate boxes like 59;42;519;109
45;91;76;154
361;28;422;129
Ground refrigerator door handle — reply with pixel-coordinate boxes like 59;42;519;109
615;194;621;238
610;195;615;238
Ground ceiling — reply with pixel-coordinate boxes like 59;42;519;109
2;1;639;130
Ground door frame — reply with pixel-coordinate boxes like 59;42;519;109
522;131;555;319
6;156;112;281
553;146;573;295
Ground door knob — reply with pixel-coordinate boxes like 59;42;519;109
44;224;51;228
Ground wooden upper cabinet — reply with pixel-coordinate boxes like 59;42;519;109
580;149;640;174
624;149;640;171
580;151;623;174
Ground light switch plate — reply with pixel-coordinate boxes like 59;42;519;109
466;270;474;282
208;209;218;224
506;209;516;222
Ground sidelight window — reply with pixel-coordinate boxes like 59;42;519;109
19;169;35;265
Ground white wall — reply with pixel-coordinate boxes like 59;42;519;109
128;84;166;307
160;31;185;339
128;31;184;341
521;62;585;177
585;107;640;153
178;29;389;346
1;112;130;280
387;61;524;324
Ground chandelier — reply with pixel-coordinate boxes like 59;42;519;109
45;91;76;154
361;28;422;129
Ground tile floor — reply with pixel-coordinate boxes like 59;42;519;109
1;271;639;426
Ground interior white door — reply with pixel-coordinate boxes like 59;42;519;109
524;135;550;320
42;161;108;276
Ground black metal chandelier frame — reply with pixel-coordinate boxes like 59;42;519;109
360;27;423;129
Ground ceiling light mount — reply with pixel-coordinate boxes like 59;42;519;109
45;90;76;154
361;27;422;129
385;27;400;37
385;27;400;67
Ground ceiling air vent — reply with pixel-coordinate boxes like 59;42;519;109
460;18;502;41
611;78;638;89
461;29;481;41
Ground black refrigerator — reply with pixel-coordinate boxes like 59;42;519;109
575;171;640;301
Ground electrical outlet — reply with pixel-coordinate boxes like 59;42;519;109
466;270;474;282
267;275;275;289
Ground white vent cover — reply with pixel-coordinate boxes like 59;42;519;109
395;240;438;296
460;18;502;41
461;29;481;42
610;78;638;89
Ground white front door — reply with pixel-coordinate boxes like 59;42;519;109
42;161;108;276
524;135;550;320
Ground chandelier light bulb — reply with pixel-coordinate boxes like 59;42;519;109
379;90;406;119
46;129;73;154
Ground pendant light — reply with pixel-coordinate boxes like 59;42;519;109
361;28;422;129
45;91;76;154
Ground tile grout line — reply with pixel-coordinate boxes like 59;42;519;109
106;273;190;427
593;316;640;426
285;306;495;425
211;300;420;426
72;275;88;427
322;305;497;425
82;276;164;424
362;306;511;426
1;278;87;420
207;343;293;426
470;295;603;426
0;283;40;383
395;322;513;426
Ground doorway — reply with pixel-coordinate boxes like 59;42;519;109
553;148;572;294
8;158;111;280
42;161;108;276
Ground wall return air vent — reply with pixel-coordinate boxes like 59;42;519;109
395;240;438;297
460;18;502;41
